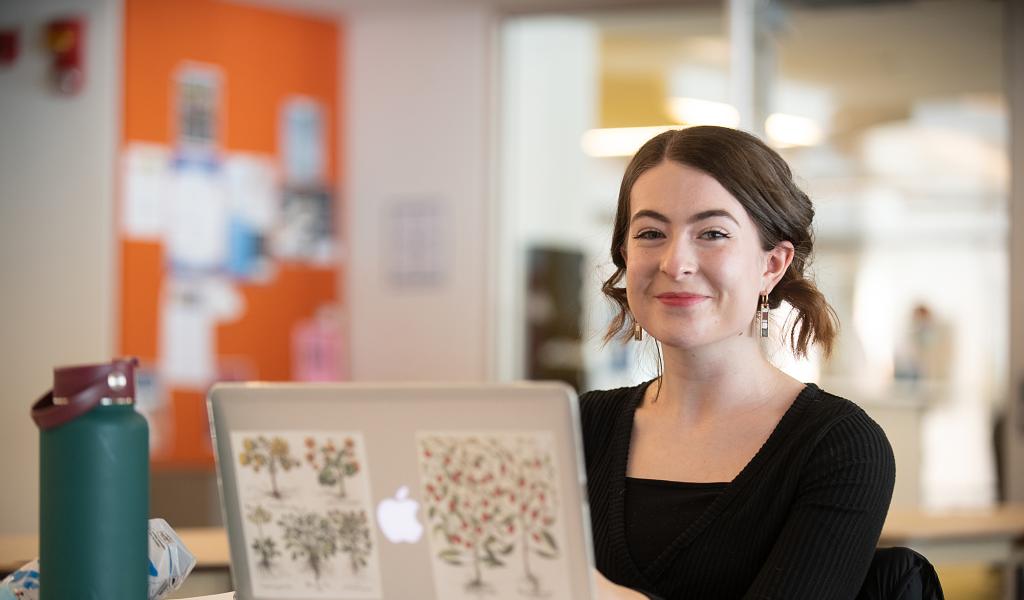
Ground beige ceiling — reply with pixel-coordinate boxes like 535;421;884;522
778;0;1004;106
235;0;1005;136
591;0;1005;135
231;0;689;18
238;0;1004;105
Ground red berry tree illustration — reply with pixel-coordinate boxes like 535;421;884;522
279;510;341;581
420;435;515;594
498;437;560;596
304;436;360;498
239;436;300;499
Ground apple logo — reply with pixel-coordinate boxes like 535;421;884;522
376;485;424;543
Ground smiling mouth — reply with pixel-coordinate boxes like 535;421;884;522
655;294;708;307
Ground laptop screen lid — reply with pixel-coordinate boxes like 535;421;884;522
208;382;597;600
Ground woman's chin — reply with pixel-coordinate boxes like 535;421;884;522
651;330;752;354
647;332;709;351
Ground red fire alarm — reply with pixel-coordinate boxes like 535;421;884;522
46;17;85;95
0;28;18;67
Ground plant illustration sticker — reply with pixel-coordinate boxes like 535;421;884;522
231;431;382;598
416;432;571;599
305;435;361;498
246;504;279;573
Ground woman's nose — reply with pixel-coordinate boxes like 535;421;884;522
660;238;697;279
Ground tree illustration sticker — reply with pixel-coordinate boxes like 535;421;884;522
497;438;560;596
421;436;510;594
238;435;301;499
417;432;570;599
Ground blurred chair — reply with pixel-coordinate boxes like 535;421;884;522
856;547;945;600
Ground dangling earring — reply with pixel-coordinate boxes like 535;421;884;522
759;293;770;338
633;322;643;342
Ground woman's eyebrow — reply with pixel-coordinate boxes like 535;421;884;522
630;208;740;226
630;209;669;224
688;209;739;226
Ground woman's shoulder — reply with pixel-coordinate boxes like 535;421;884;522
579;381;646;403
577;381;649;435
796;384;894;460
790;385;896;506
579;381;649;417
799;384;879;421
577;382;649;462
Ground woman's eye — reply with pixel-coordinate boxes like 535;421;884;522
700;230;730;240
633;230;664;241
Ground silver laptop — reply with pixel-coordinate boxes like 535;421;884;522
207;382;597;600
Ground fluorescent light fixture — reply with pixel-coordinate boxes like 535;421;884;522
765;113;824;147
666;97;740;128
581;126;679;158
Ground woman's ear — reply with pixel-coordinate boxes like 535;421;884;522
763;241;795;293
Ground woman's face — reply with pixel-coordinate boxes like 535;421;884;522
624;160;785;353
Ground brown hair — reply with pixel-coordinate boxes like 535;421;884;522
601;126;838;358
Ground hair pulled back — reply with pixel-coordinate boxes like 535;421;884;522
601;126;838;358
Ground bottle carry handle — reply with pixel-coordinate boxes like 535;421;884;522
31;358;137;430
32;385;104;431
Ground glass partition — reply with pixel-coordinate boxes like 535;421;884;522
498;0;1007;512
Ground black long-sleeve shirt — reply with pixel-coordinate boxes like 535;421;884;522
580;381;895;600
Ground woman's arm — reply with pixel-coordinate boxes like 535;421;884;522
743;410;895;599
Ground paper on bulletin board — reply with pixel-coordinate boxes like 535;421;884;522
121;143;170;239
175;63;222;151
225;154;278;280
280;96;325;186
273;186;334;265
230;431;382;598
165;162;229;273
291;305;343;382
159;277;244;388
133;368;168;455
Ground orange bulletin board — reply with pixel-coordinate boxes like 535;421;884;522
119;0;344;469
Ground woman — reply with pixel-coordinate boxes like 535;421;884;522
583;126;895;599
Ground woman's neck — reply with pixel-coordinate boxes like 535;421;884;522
648;337;794;424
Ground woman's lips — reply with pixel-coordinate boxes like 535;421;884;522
655;293;708;307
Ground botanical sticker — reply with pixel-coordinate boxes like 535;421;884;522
231;431;382;598
416;432;571;599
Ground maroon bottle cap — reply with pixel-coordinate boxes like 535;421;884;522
32;357;139;430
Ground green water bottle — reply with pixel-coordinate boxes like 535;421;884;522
32;358;149;600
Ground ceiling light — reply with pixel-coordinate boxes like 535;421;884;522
765;113;824;147
666;97;740;128
580;126;679;158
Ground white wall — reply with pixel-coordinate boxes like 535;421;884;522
344;7;496;381
496;16;665;392
0;0;121;534
497;17;600;382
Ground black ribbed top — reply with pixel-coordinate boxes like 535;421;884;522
580;381;895;600
625;478;728;570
